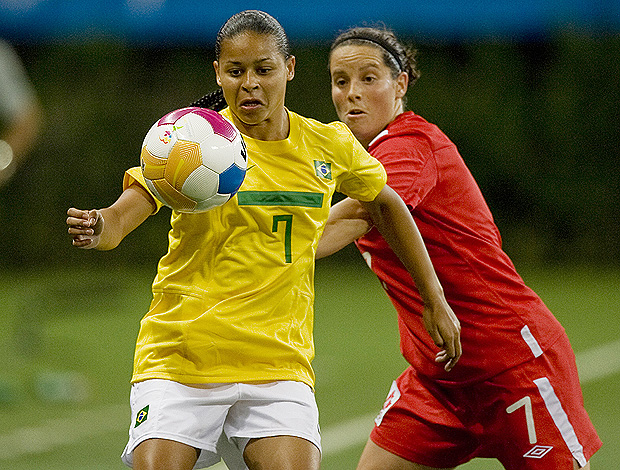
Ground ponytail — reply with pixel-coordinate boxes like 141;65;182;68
190;89;227;111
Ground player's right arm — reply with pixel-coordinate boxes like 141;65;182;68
67;183;156;250
316;197;371;259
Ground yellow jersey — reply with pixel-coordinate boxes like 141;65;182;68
124;109;386;388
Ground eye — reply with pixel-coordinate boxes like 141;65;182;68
257;67;272;74
227;68;243;77
333;77;347;87
363;75;376;83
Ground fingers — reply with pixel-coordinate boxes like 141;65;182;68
67;207;99;248
67;216;96;236
66;208;100;230
67;207;89;220
71;235;94;247
435;348;460;372
440;322;462;372
426;311;462;372
67;208;95;226
442;328;460;361
87;209;100;227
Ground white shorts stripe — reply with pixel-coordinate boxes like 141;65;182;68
533;377;586;467
521;325;543;358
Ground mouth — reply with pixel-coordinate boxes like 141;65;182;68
239;98;263;111
346;108;365;118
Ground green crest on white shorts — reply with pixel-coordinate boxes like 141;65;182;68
135;405;149;427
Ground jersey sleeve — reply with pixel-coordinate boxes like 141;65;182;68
373;134;437;209
123;166;164;213
333;123;387;202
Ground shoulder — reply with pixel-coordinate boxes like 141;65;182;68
382;112;432;139
371;112;450;155
291;112;361;158
293;111;354;139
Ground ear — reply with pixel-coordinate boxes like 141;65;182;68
286;55;296;82
213;60;222;86
395;71;408;100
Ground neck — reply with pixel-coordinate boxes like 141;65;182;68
363;106;405;148
235;108;290;141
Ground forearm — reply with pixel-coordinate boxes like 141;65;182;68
95;206;125;251
96;184;156;250
361;186;444;303
317;198;372;259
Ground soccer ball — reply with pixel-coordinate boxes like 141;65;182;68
140;107;247;213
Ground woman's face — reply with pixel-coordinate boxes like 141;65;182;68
330;44;407;148
214;31;295;141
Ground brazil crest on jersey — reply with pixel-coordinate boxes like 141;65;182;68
123;109;386;388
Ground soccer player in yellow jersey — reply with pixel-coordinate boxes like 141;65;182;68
66;10;460;470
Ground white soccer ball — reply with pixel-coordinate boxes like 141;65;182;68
140;107;247;213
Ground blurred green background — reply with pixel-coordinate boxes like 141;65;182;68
1;2;619;469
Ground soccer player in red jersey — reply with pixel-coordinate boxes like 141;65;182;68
319;26;602;470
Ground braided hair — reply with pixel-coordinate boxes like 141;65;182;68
190;89;227;112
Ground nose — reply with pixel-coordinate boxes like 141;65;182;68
242;70;259;91
346;80;362;101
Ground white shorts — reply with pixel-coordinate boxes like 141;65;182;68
121;379;321;470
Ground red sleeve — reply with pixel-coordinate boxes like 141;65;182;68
372;134;437;210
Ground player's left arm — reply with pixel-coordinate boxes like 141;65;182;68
361;184;462;371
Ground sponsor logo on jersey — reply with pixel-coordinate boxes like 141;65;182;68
314;160;332;180
523;445;553;459
135;405;149;428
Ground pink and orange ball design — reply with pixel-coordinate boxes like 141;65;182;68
140;107;247;213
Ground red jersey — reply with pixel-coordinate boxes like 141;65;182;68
357;112;564;384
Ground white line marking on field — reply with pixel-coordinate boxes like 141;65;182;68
0;404;128;460
322;413;376;455
1;339;618;462
575;337;620;383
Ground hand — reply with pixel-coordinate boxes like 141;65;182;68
422;300;462;372
66;208;104;249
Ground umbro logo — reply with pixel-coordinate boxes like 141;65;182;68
523;445;553;459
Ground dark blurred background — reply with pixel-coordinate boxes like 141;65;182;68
1;0;619;269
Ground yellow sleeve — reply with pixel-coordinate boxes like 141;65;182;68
333;122;387;202
123;166;164;213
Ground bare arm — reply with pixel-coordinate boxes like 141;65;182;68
66;183;157;251
316;197;372;259
360;185;461;371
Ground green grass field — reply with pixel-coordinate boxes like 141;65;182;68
0;256;618;469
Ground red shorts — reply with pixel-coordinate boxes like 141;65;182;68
370;333;602;469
